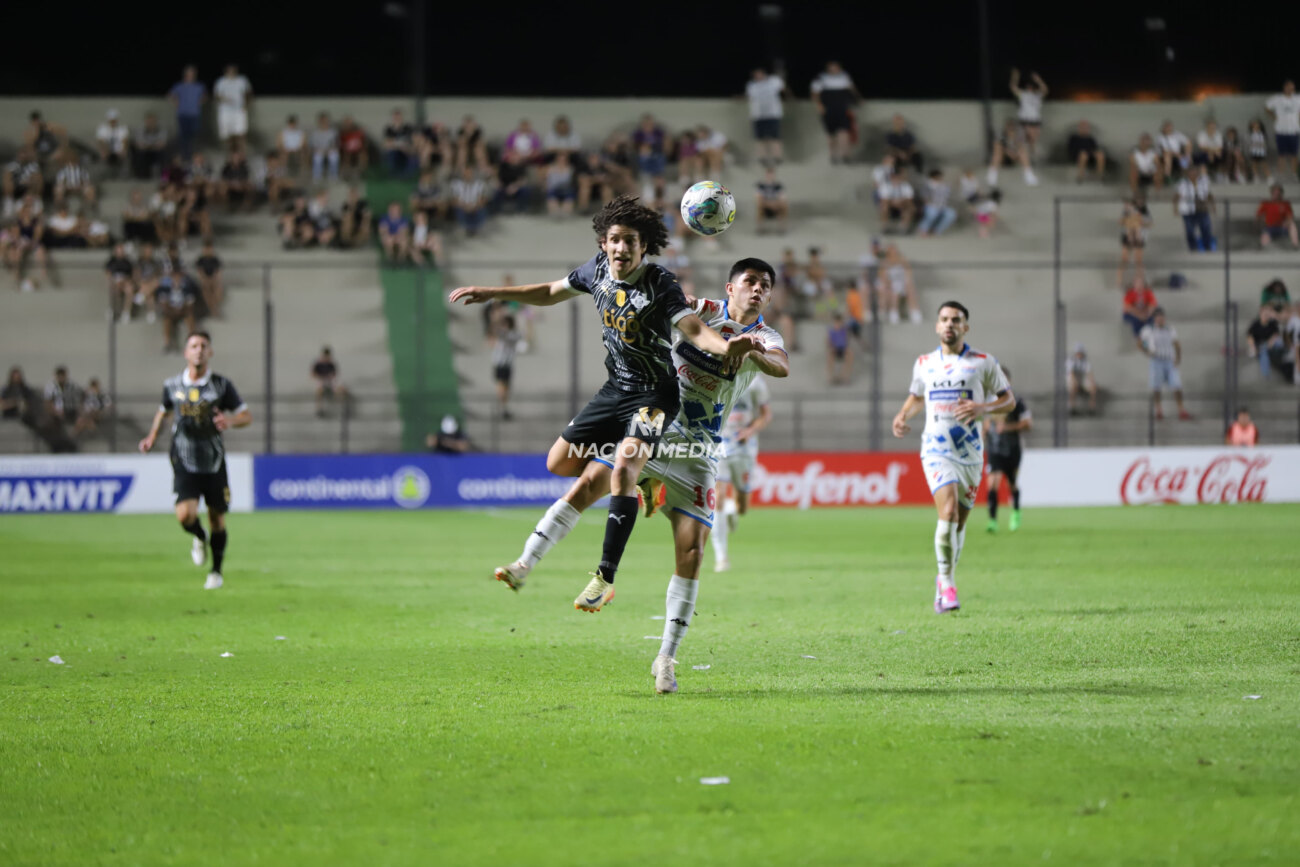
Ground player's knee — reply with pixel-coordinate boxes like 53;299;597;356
938;501;959;522
209;512;226;531
676;541;705;576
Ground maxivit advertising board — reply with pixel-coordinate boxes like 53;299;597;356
253;454;578;509
0;455;254;514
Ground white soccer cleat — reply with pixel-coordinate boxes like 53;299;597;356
204;572;223;590
574;571;615;612
714;559;730;573
191;537;206;567
494;561;531;592
651;654;678;694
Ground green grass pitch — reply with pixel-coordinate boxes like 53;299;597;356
2;505;1298;866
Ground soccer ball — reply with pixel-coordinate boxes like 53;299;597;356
680;181;736;236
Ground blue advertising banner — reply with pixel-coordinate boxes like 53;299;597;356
253;454;577;509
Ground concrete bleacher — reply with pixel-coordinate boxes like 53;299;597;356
3;95;1297;455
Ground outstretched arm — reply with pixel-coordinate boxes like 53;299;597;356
449;279;577;307
744;346;789;378
892;393;925;437
1009;68;1021;96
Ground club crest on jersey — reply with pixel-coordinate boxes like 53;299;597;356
173;390;185;401
615;289;627;307
628;290;648;311
188;388;201;401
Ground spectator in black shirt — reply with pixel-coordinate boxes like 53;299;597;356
311;346;351;417
76;378;112;438
885;114;922;172
756;167;789;234
134;113;169;180
495;152;532;214
410;169;447;222
105;243;136;321
414;120;451;173
195;239;224;318
340;186;372;248
383;108;416;178
156;270;200;352
1;366;75;452
427;414;471;453
1247;304;1288;380
216;149;252;212
1068;120;1106;183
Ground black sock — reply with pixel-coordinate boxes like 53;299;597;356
210;530;228;573
988;488;998;519
597;495;638;583
182;519;207;543
1012;489;1021;511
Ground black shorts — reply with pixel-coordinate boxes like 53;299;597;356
562;380;680;454
753;118;781;140
493;364;512;385
1121;233;1146;249
988;452;1021;477
173;459;230;513
822;108;852;135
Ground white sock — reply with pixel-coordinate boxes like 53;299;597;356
519;499;581;568
935;519;958;590
658;574;698;659
711;509;729;563
986;167;999;186
955;525;967;567
723;497;738;518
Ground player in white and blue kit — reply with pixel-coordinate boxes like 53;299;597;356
892;301;1014;613
710;377;772;572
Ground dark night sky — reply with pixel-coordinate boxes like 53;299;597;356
1;1;1292;99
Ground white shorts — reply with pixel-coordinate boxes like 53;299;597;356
921;455;983;510
643;452;717;528
716;449;756;493
218;106;248;139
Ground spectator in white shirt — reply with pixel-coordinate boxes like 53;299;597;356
810;61;862;165
1195;120;1225;178
1009;68;1048;160
1157;121;1192;179
214;64;253;150
696;125;727;177
746;68;787;167
310;112;340;182
1130;133;1163;192
918;169;957;237
1266;80;1300;180
878;168;916;232
870;154;896;204
96;110;130;178
277;115;307;177
1066;343;1098;415
988;118;1038;186
543;116;582;162
1138;308;1191;421
1174;164;1216;252
53;151;96;212
450;166;489;236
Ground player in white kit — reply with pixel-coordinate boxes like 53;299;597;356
891;301;1014;613
710;377;772;572
491;259;789;694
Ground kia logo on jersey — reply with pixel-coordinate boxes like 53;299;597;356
931;379;967;388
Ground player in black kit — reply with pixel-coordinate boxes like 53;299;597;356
983;367;1032;533
139;331;252;589
450;196;759;612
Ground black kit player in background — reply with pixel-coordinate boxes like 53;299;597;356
139;331;252;590
983;367;1032;534
450;196;760;612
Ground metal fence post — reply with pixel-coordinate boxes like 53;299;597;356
1052;196;1064;447
415;266;427;449
868;283;882;451
263;264;274;454
1222;199;1232;432
107;310;118;453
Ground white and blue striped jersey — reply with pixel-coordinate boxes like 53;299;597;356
908;344;1008;466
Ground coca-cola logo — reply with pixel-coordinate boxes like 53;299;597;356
1120;454;1270;505
751;460;906;508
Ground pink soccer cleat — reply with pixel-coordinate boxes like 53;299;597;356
934;578;961;614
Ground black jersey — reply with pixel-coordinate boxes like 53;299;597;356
562;252;691;392
160;370;245;473
986;397;1030;457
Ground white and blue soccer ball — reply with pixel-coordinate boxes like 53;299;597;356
680;181;736;236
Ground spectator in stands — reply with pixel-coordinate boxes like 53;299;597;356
959;168;980;209
543;116;582;163
169;65;207;160
885;114;922;172
96;110;130;178
495;152;532;215
918;169;956;237
1247;119;1269;182
1122;278;1157;336
311;346;351;418
279;196;310;248
746;67;787;167
869;153;896;205
1068;120;1106;183
8;197;48;292
1009;69;1048;160
338;116;369;178
217;148;253;212
454;115;489;171
44;366;82;427
989;118;1037;186
300;191;339;249
44;204;87;249
414;119;451;174
0;367;74;453
843;282;866;344
1222;126;1246;183
873;243;922;324
1266;80;1300;180
973;189;1001;239
3;148;44;217
1174;163;1216;252
194;239;223;317
811;61;862;165
1066;343;1098;415
1261;278;1290;311
1195;121;1225;179
1138;308;1191;421
491;314;522;420
826;311;853;385
156;269;200;353
383;109;416;178
309;112;340;182
277;115;308;177
1286;301;1300;382
130;113;167;181
76;378;112;438
504;119;542;164
428;415;471;453
151;182;183;245
674;129;701;183
756;167;789;234
23;111;65;170
53;152;97;213
122;189;156;246
801;247;834;311
1247;304;1288;381
340;186;372;248
1118;195;1152;287
1257;184;1298;248
576;151;614;212
878;168;916;233
696;125;728;177
1157;121;1192;179
262;152;295;210
544;153;576;218
652;191;689;247
214;64;253;151
1226;407;1259;446
1130;133;1163;192
105;243;136;321
451;167;490;236
632;113;667;188
379;201;412;262
410;169;446;222
411;211;443;264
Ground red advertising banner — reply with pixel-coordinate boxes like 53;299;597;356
748;452;943;508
